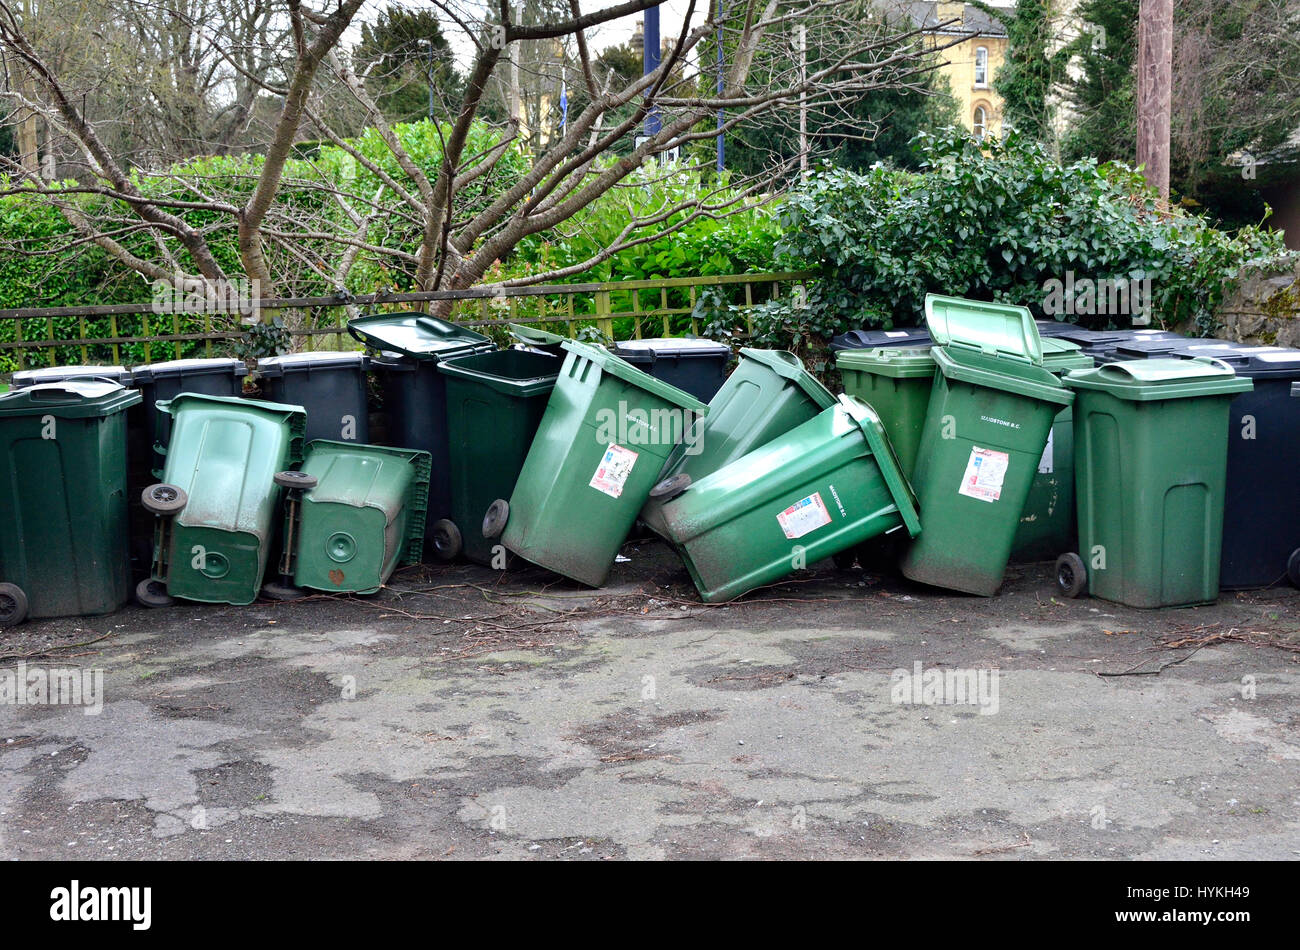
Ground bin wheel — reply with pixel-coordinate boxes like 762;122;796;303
1055;553;1087;598
831;549;858;571
274;470;318;491
0;583;29;627
262;582;306;602
1287;549;1300;588
135;578;173;609
482;499;510;539
431;519;463;561
142;483;188;516
649;473;692;501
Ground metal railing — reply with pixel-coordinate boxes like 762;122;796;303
0;271;814;370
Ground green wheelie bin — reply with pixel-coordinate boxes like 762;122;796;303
436;349;561;565
483;339;708;587
640;348;837;539
655;394;921;603
899;295;1073;596
139;393;306;607
272;441;431;595
1055;358;1252;607
1009;338;1095;562
0;381;141;625
835;346;937;481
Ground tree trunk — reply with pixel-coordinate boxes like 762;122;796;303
1137;0;1172;200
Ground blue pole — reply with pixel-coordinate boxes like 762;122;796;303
716;0;724;172
644;5;661;137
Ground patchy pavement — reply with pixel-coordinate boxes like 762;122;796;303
2;541;1298;860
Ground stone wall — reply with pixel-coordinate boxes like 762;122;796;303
1211;260;1300;346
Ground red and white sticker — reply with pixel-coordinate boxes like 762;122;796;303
589;444;639;498
776;492;833;539
958;446;1010;503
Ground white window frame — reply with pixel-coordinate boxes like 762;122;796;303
974;46;989;87
973;105;988;141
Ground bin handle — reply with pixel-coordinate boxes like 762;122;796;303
1095;355;1235;380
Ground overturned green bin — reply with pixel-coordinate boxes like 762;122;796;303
484;339;708;587
0;381;141;625
899;295;1073;596
656;394;921;603
641;348;837;539
139;393;305;606
278;440;431;594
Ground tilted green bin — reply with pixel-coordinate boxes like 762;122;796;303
835;346;937;481
141;393;306;606
281;441;431;594
436;349;561;565
657;394;921;603
1010;338;1095;562
484;339;708;587
0;381;141;625
1056;358;1252;607
640;348;837;539
899;295;1073;596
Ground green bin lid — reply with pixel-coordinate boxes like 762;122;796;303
924;294;1044;365
836;346;937;379
560;339;709;415
1063;356;1254;401
739;348;838;408
838;394;922;538
0;380;142;418
509;323;567;346
347;312;493;360
1039;338;1094;374
933;345;1073;406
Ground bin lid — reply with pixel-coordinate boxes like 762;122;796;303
0;379;141;418
835;346;936;379
508;323;567;346
738;348;838;408
934;345;1074;406
837;394;922;538
560;339;710;414
11;364;131;387
1063;357;1254;400
131;357;248;382
1035;319;1082;338
1171;343;1300;379
347;312;493;360
830;327;930;351
257;351;369;376
1039;338;1095;374
924;294;1044;364
614;337;731;361
437;348;562;397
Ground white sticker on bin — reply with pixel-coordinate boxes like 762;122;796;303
959;446;1010;503
884;331;910;338
589;444;639;498
1037;429;1054;474
776;492;833;540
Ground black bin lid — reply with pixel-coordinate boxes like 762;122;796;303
613;337;730;362
131;357;248;383
347;312;493;360
1174;343;1300;379
257;350;370;377
11;364;132;388
830;327;930;351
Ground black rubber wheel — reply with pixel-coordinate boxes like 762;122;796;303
274;470;318;491
649;473;692;501
482;499;510;539
431;519;463;561
1055;552;1087;598
141;483;188;516
261;582;306;602
831;549;858;571
1287;549;1300;588
0;582;29;627
135;578;173;608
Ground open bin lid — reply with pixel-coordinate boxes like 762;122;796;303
739;348;838;408
0;380;141;418
838;394;922;538
1063;356;1254;400
560;338;710;415
924;294;1044;364
347;312;493;360
509;323;567;347
614;337;731;361
131;357;248;382
835;346;937;378
257;351;369;376
12;364;132;388
830;327;930;351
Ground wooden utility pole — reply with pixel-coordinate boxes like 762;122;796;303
1136;0;1173;200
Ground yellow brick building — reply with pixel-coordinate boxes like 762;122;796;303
902;2;1011;140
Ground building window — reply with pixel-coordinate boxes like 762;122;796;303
973;105;988;141
974;47;988;87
